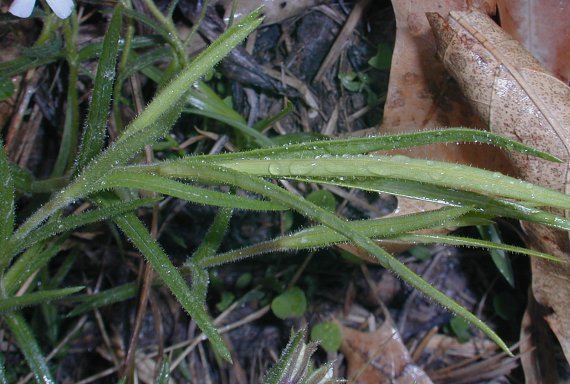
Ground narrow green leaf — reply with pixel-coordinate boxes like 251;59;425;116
75;4;123;172
252;100;293;132
113;9;263;149
186;208;233;304
52;19;80;176
200;206;472;266
9;164;33;193
0;54;62;78
77;35;165;62
477;225;514;286
4;312;54;383
113;211;231;362
211;156;570;210
13;198;157;254
13;9;264;239
43;252;80;322
0;139;15;265
295;177;570;231
122;8;174;45
0;287;84;313
185;128;560;163
66;283;138;317
191;208;233;264
154;163;512;354
104;171;285;211
156;359;171;384
186;82;273;147
118;47;173;83
394;233;561;261
3;238;67;296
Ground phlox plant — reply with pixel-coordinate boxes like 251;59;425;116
1;1;568;382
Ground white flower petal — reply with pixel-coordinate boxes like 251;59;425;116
9;0;36;18
45;0;74;19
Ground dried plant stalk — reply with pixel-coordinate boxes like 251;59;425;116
428;9;570;364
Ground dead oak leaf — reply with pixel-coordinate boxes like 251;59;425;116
340;320;432;384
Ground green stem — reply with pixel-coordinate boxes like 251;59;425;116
140;0;187;65
52;17;80;176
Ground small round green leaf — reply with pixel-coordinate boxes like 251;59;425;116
493;292;518;320
368;44;393;70
271;287;307;319
236;272;252;289
310;322;342;353
409;245;432;261
216;291;235;312
306;190;337;212
449;317;471;343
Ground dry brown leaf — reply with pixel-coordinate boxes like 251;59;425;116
427;9;570;365
340;319;432;384
497;0;570;84
380;0;514;175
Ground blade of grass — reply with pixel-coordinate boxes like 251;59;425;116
11;198;157;255
252;101;293;132
156;359;171;384
51;16;80;176
66;283;138;317
0;36;162;77
0;140;15;267
75;4;123;172
0;287;84;313
185;82;273;147
477;225;514;286
207;156;570;210
199;206;473;266
117;47;173;83
391;233;560;261
291;177;570;231
78;35;165;62
104;171;285;211
12;9;264;240
3;238;68;296
3;312;54;383
190;207;233;263
122;8;176;50
185;128;561;163
110;210;231;361
151;162;513;354
186;207;233;302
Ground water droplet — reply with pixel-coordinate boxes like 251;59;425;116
268;164;282;175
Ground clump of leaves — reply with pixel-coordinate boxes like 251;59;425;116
262;328;344;384
1;1;569;382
